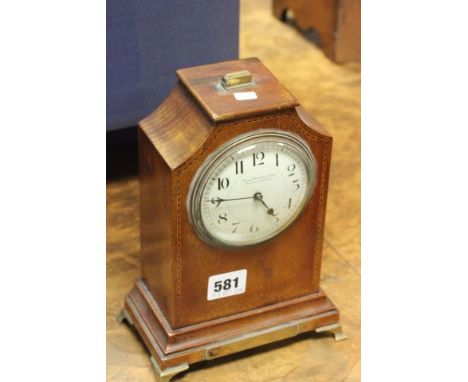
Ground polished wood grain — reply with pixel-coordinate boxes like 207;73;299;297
335;0;361;62
170;109;333;328
138;130;174;321
131;53;342;373
125;280;338;368
138;54;337;321
108;1;360;380
139;84;213;170
273;0;361;63
177;57;298;121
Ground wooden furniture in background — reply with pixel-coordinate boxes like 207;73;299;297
273;0;361;63
118;57;346;382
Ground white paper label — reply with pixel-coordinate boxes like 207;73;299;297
233;91;258;101
207;269;247;301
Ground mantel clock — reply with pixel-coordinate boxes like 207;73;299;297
118;57;346;382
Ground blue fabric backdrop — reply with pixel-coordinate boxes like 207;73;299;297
107;0;239;132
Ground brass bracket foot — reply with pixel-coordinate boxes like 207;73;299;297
315;323;347;341
150;357;189;382
116;308;134;326
118;309;189;381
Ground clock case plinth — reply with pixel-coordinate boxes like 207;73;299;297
119;281;343;381
120;58;344;379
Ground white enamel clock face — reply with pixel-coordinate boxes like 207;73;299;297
187;129;317;248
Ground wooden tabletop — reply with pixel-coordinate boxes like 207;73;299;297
107;1;360;381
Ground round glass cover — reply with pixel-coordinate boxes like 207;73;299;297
187;129;317;248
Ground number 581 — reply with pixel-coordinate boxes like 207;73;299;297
213;277;239;292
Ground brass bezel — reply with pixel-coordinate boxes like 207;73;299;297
186;129;317;248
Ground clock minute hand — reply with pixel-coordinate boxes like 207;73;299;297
210;196;254;207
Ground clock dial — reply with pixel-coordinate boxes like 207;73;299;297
187;130;316;247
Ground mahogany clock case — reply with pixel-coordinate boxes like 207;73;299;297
122;58;341;369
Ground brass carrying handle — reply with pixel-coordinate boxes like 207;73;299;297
221;70;253;90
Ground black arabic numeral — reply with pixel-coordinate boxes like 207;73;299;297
214;281;222;292
232;222;240;233
217;177;230;190
218;212;228;224
250;224;259;233
252;152;265;166
223;279;232;290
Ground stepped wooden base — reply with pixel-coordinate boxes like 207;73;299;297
118;279;346;382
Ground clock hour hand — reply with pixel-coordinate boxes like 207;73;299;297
210;195;254;207
253;192;279;221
